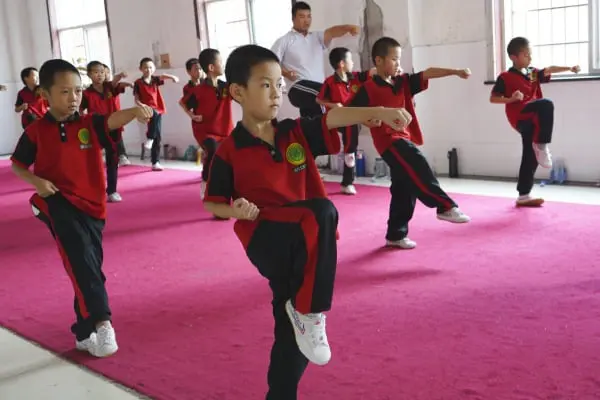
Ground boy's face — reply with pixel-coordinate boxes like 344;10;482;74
511;46;532;68
140;61;156;77
231;61;283;121
341;51;354;73
209;55;224;76
88;65;105;85
25;70;39;87
43;71;83;117
376;46;403;77
188;62;201;80
293;10;312;33
104;67;112;81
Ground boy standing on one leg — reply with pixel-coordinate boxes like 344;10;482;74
490;36;580;207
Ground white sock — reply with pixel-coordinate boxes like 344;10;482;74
518;194;531;200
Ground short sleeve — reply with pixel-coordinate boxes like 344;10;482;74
15;92;24;107
183;92;198;110
317;81;331;101
204;148;234;205
491;75;506;96
89;114;116;149
538;68;551;83
297;115;341;157
347;86;370;107
316;31;326;49
11;129;37;169
80;92;89;112
355;71;370;83
133;81;140;96
407;72;429;96
154;77;165;86
113;82;127;95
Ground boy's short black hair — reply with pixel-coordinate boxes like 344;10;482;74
329;47;350;69
20;67;37;85
371;37;401;63
292;1;310;18
507;37;530;56
225;45;280;86
86;61;104;73
102;63;110;70
139;57;153;68
38;59;80;91
185;58;200;71
198;49;220;73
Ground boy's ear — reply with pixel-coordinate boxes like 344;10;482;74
229;83;243;102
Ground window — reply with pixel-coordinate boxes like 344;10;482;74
48;0;112;86
198;0;292;65
498;0;600;76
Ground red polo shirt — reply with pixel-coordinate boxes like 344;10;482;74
348;73;429;154
203;115;340;247
11;113;115;219
491;67;550;130
15;86;49;128
133;76;166;114
317;70;371;107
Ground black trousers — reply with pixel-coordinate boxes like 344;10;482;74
339;125;360;187
116;140;127;157
287;80;324;118
31;194;110;341
105;131;120;195
146;110;163;164
515;98;554;195
201;138;219;182
245;198;339;400
381;139;458;241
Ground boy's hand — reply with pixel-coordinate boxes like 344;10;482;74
22;103;29;110
134;104;154;123
332;103;343;108
191;115;203;122
510;90;524;102
232;198;259;221
456;68;471;79
369;67;377;76
122;82;134;88
376;108;412;131
571;65;581;73
349;25;360;36
119;72;128;78
172;76;180;83
34;178;59;198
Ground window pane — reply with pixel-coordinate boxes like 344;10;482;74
252;0;292;49
565;43;579;65
527;11;539;44
551;8;565;43
538;0;552;9
536;45;552;66
52;0;106;30
59;28;86;66
552;43;565;65
552;0;565;6
205;0;251;64
565;6;579;41
564;0;580;5
86;24;112;67
579;5;589;41
538;10;552;44
579;43;589;72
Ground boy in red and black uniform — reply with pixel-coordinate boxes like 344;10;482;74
349;37;471;250
10;59;152;358
81;61;133;202
103;64;132;166
490;37;580;207
14;67;48;129
317;47;374;195
203;44;411;400
133;57;179;171
180;49;232;191
180;57;204;98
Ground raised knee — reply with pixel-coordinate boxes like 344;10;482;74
312;198;338;222
539;98;554;110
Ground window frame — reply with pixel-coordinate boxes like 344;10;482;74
202;0;255;56
489;0;600;82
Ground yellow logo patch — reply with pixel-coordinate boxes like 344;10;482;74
351;84;359;93
78;128;90;145
286;143;306;166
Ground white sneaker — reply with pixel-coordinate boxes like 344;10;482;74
118;155;131;166
534;144;552;168
386;237;417;249
89;324;118;358
344;153;356;168
285;299;331;366
516;195;544;207
437;207;470;223
152;163;163;171
144;139;154;150
108;192;122;202
76;333;96;352
340;184;357;195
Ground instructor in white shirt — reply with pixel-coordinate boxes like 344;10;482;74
271;1;360;118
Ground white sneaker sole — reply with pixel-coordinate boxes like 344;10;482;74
284;300;330;366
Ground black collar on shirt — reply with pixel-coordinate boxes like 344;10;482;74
508;67;532;80
231;120;297;162
372;74;404;94
43;112;81;142
333;72;354;83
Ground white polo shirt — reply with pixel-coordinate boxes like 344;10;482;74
271;29;327;88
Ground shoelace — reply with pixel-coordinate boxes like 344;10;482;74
306;314;328;347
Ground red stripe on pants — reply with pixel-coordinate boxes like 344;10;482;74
388;146;453;210
31;195;90;318
258;207;320;314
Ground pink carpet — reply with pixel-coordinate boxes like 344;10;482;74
1;160;600;399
